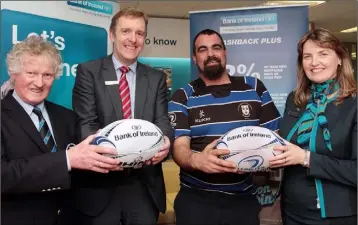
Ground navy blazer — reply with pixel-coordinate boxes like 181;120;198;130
280;91;357;218
1;92;76;225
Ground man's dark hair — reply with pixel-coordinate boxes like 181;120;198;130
192;29;226;55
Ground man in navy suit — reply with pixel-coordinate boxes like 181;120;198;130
70;7;172;225
1;35;122;225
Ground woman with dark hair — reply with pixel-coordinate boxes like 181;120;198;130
270;28;357;225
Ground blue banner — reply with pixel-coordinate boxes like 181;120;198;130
1;9;107;109
1;1;119;109
189;5;309;115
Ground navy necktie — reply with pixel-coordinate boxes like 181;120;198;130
32;107;57;152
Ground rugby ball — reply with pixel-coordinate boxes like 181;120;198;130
93;119;165;168
216;126;284;172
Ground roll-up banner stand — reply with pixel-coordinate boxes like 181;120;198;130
1;1;120;109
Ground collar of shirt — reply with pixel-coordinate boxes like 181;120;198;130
112;54;137;76
12;90;45;116
12;89;57;146
196;77;233;97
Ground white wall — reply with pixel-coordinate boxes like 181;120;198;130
141;17;190;58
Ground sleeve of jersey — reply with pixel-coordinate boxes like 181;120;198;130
256;79;281;132
168;89;191;139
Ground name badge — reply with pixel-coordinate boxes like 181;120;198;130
105;81;118;86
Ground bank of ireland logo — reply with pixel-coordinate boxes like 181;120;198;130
243;127;253;132
238;103;252;118
131;125;141;130
67;1;113;15
238;155;264;170
168;112;176;126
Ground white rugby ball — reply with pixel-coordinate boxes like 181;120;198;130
216;126;285;172
92;119;165;168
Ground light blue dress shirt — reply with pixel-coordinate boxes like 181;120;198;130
112;55;137;118
12;90;71;170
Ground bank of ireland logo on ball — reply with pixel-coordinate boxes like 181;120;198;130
93;119;165;168
216;126;285;172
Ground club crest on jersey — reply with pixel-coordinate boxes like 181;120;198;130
195;110;211;123
238;103;252;118
168;112;177;126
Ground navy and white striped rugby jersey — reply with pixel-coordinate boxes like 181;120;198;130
168;75;281;194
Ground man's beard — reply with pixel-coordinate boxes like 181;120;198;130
198;56;225;80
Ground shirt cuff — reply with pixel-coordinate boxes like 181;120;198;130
65;151;71;171
65;143;75;171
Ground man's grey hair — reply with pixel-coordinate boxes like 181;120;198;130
1;79;14;99
6;35;63;78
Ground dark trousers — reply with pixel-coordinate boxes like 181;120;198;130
282;214;357;225
69;175;159;225
281;198;357;225
174;186;261;225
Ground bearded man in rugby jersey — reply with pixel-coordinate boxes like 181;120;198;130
168;29;281;225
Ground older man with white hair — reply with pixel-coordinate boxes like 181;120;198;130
1;35;122;225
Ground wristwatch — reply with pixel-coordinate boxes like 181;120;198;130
303;149;309;167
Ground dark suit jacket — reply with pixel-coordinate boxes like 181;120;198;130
280;91;357;218
71;55;172;216
1;92;77;225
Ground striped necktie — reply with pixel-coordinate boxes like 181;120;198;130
119;66;131;119
32;107;57;152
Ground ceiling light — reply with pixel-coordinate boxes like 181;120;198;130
341;27;357;33
262;1;325;7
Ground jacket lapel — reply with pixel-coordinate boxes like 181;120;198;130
102;55;123;119
2;93;48;153
134;63;148;119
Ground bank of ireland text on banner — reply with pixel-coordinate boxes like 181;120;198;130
189;5;309;116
